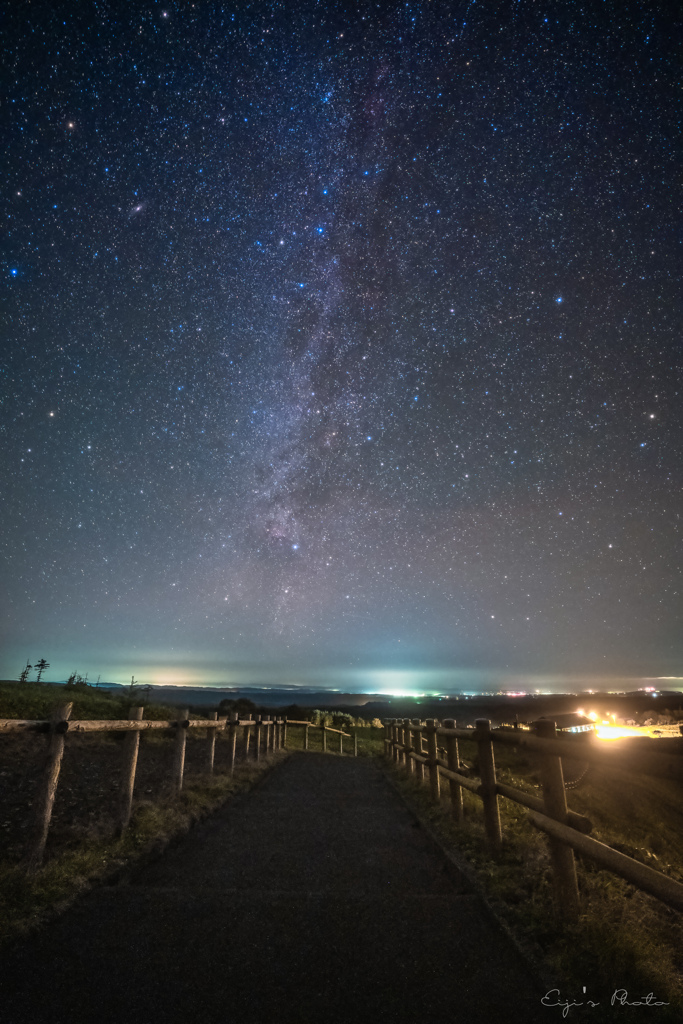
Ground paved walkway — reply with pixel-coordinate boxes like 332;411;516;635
2;754;547;1023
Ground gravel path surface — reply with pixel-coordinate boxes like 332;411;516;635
1;753;547;1023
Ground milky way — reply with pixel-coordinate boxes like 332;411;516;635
1;1;681;685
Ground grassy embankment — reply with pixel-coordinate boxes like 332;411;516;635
0;682;283;947
282;720;385;757
388;734;683;1019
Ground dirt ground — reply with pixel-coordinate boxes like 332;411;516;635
0;729;245;864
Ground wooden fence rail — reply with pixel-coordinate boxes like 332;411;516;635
384;716;683;921
279;720;355;755
13;708;282;873
4;709;359;874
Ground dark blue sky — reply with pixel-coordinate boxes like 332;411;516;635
2;0;681;688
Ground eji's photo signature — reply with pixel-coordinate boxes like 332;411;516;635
542;988;669;1017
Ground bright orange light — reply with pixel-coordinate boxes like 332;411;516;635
595;724;647;741
587;711;598;721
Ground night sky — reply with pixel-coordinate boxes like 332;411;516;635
2;1;681;691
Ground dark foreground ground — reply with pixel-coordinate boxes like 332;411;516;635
1;753;547;1024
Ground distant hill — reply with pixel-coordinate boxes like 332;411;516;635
0;681;397;710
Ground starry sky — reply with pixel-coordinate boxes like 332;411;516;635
1;0;681;690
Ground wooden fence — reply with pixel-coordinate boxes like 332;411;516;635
0;708;358;874
385;717;683;921
287;719;358;756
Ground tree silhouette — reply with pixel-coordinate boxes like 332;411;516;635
218;697;256;715
34;659;50;683
18;661;32;684
125;675;144;701
122;677;152;707
65;671;89;690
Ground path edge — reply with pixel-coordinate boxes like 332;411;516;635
380;761;558;995
104;751;290;886
1;752;289;950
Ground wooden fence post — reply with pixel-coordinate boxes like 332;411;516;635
118;706;144;834
339;729;343;754
400;721;406;766
206;711;218;773
443;719;463;823
304;723;309;750
254;715;262;761
172;709;190;794
282;716;288;749
404;718;413;774
321;722;327;752
412;720;424;781
241;717;250;760
25;702;73;873
353;730;358;757
393;722;400;763
475;719;501;852
229;713;239;773
535;719;581;921
426;719;441;802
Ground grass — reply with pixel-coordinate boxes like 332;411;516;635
0;680;176;721
386;744;683;1021
0;680;295;947
282;722;385;757
0;754;284;949
0;693;382;949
